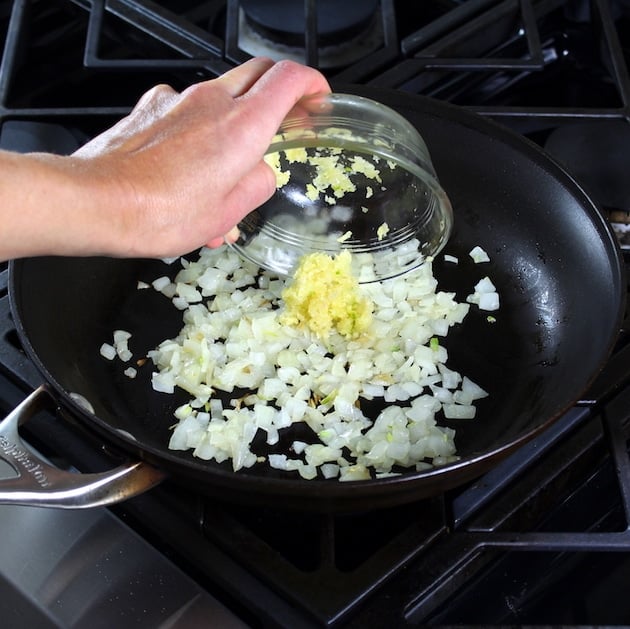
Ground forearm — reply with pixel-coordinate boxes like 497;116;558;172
0;150;126;261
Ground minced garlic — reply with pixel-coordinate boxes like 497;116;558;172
309;153;357;199
267;145;386;203
337;231;353;243
350;155;382;183
377;222;390;241
264;152;290;188
284;147;308;163
279;250;373;340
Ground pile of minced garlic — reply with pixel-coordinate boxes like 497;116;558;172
279;249;372;340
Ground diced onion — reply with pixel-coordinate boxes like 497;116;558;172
466;276;500;311
99;343;116;360
102;244;497;481
469;245;490;263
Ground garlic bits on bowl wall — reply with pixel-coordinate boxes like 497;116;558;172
229;92;453;283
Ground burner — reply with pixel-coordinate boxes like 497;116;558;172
544;120;630;248
237;0;383;68
240;0;378;45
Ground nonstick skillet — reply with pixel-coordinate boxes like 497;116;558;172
4;87;625;512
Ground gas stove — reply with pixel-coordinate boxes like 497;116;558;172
1;1;630;627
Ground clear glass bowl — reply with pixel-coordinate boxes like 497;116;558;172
230;92;453;283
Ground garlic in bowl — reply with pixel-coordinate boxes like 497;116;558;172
230;92;453;283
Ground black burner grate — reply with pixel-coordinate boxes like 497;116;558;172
1;1;629;123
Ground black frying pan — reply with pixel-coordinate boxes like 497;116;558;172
8;87;625;512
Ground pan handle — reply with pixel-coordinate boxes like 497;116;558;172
0;385;166;508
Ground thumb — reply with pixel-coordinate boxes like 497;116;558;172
221;159;277;226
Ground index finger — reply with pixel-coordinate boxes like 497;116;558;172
238;60;331;139
203;56;275;99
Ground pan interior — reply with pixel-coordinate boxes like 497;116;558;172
9;91;623;490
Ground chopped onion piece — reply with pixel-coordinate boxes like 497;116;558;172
469;245;490;263
443;404;477;419
466;276;500;311
99;343;116;361
152;276;171;292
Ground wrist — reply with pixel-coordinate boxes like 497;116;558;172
0;151;131;260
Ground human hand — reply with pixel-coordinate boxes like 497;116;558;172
73;57;331;258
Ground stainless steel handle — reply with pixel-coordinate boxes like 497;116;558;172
0;385;165;508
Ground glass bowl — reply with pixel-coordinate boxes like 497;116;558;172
230;92;453;283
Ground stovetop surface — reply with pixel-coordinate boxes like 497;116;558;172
1;1;630;627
